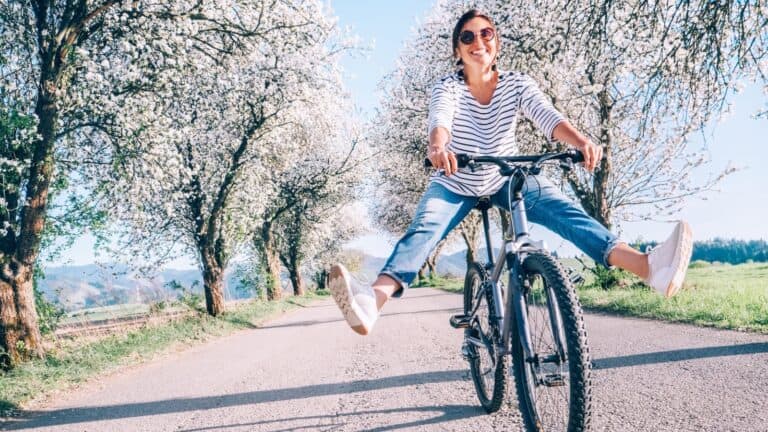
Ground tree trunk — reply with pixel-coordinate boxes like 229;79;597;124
288;252;305;296
264;244;282;300
570;87;613;229
417;263;427;284
593;89;613;229
258;221;282;301
425;257;437;276
0;61;61;367
464;245;476;267
0;265;43;369
427;239;447;276
280;239;305;296
498;208;510;236
459;213;481;267
312;269;328;291
288;267;305;296
200;248;225;316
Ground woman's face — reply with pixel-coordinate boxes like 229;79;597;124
455;17;498;70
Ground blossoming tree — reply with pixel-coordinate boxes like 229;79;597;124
93;1;358;309
0;0;351;367
0;0;200;367
249;101;367;300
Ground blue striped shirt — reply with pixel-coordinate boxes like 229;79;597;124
428;71;565;196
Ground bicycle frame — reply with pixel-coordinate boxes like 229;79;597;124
448;149;589;423
471;170;567;365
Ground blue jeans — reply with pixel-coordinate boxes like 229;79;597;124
379;177;619;296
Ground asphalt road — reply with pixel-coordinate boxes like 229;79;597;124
3;288;768;431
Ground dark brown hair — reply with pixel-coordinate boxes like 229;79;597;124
452;9;500;68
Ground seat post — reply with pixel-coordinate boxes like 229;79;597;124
477;197;494;266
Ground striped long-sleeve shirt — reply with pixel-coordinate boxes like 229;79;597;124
428;71;565;197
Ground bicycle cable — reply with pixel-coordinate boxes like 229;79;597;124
506;167;543;215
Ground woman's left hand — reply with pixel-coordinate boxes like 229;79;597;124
577;140;602;172
551;121;603;172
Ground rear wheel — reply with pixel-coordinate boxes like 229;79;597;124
511;252;591;431
464;262;509;413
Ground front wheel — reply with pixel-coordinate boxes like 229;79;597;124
464;262;509;413
511;252;592;431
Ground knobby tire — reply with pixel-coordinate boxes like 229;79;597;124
464;262;509;413
511;252;592;431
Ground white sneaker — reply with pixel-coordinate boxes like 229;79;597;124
645;221;693;297
328;264;378;335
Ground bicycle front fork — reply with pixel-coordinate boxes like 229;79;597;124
502;257;568;367
501;258;530;358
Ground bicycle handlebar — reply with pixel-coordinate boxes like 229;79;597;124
423;149;585;170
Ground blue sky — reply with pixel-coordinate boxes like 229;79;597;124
331;0;768;257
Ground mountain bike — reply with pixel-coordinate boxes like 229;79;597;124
427;149;592;431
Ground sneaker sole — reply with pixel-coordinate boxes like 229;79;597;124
665;221;693;298
328;264;368;334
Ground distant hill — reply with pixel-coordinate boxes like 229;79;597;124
351;249;469;282
37;249;519;312
37;264;249;311
351;248;585;283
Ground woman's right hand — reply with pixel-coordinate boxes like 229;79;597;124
428;147;458;176
428;127;458;176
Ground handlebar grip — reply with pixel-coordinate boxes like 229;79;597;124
423;154;471;169
568;147;611;164
566;149;585;163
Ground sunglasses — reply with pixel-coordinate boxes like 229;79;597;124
459;27;495;45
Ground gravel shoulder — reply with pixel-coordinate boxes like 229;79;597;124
3;288;767;431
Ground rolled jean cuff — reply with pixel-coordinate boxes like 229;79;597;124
378;271;408;298
601;238;623;268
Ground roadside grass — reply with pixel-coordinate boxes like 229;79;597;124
577;262;768;333
413;275;464;293
61;303;149;323
426;261;768;333
0;291;328;415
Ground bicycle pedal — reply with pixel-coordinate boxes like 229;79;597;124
461;342;477;360
543;374;566;387
449;314;471;329
566;267;585;285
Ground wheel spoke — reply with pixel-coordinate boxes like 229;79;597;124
529;273;570;430
464;263;509;413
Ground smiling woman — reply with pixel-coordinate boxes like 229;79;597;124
328;8;693;336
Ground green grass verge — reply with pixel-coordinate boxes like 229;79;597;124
578;262;768;333
412;275;464;293
425;262;768;334
59;303;152;325
0;291;328;415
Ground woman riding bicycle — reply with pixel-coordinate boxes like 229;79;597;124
329;9;693;336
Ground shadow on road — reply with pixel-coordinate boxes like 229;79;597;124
397;291;461;300
174;405;486;432
2;370;466;430
259;307;462;330
593;342;768;370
